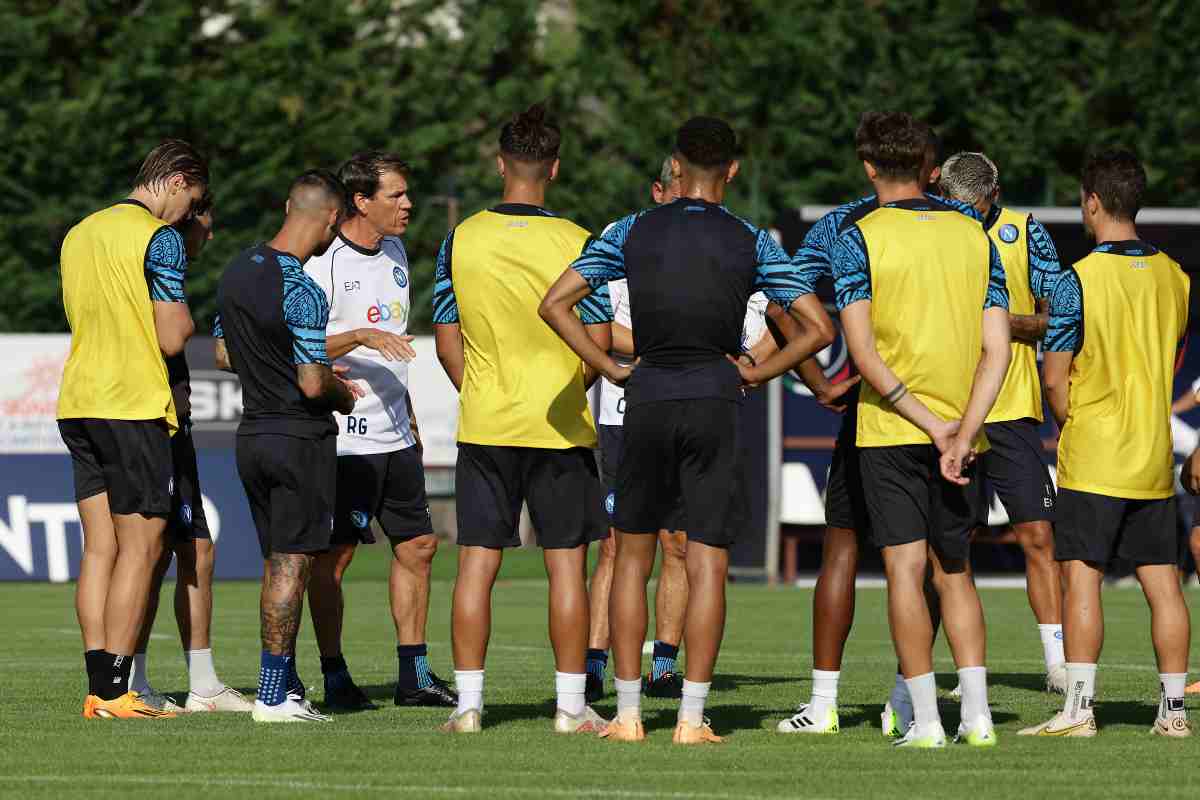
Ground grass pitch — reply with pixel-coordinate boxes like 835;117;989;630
1;544;1196;799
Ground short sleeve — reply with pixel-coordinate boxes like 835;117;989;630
145;226;188;303
1045;268;1083;352
432;230;459;324
282;271;331;366
984;239;1010;310
792;213;839;285
752;229;814;307
212;313;223;339
1026;217;1062;300
832;226;871;309
570;213;638;288
577;281;614;324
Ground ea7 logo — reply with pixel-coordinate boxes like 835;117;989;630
344;280;362;292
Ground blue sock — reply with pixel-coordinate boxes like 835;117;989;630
287;658;305;698
652;641;679;681
586;648;608;681
259;652;291;707
397;644;433;689
321;654;352;690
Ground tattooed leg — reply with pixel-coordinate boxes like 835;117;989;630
261;552;313;656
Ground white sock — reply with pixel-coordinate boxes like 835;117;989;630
904;672;939;729
454;669;484;715
129;653;151;695
1159;673;1187;718
185;648;223;697
614;676;641;719
1062;662;1097;721
957;666;990;722
808;669;839;716
679;679;711;725
1038;624;1065;671
889;672;911;709
555;671;586;716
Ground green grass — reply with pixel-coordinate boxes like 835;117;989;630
1;545;1197;799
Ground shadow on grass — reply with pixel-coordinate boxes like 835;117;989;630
986;671;1051;693
711;673;796;691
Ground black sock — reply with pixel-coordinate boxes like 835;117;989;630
84;649;107;697
321;654;351;689
97;652;131;701
396;644;430;690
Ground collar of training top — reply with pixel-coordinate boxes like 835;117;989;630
335;230;381;257
983;204;1003;231
115;198;152;213
1092;240;1159;256
490;203;557;217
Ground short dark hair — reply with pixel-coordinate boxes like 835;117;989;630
339;151;410;210
855;112;927;182
499;103;561;164
1081;149;1146;222
675;116;737;170
133;139;209;190
288;169;347;213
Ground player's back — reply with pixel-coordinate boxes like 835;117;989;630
216;244;336;439
837;197;1000;448
442;203;595;449
1056;242;1189;498
57;201;176;428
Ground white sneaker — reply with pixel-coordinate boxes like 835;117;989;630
1046;664;1068;695
881;699;913;737
776;703;839;734
136;687;185;714
553;705;608;734
955;714;997;747
893;721;947;748
1017;710;1096;737
186;686;254;712
252;697;331;722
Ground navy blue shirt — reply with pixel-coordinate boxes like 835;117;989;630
570;198;816;406
215;245;336;438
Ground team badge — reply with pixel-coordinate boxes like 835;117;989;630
393;266;408;288
998;223;1019;243
351;510;370;529
605;492;615;518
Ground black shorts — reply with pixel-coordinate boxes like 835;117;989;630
614;399;746;548
455;443;608;550
236;433;336;559
58;418;173;517
167;423;210;540
980;418;1055;525
1055;488;1178;566
824;392;870;536
333;447;433;546
860;444;982;561
598;423;683;532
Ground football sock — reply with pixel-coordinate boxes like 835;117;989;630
614;676;641;718
957;666;989;722
454;669;484;715
651;641;679;681
320;654;352;690
84;649;108;697
904;672;939;729
128;652;151;696
678;679;710;725
555;671;587;716
93;652;132;701
585;648;608;682
259;652;291;707
1063;662;1097;721
287;658;305;698
397;643;434;690
1038;624;1065;671
185;648;223;697
888;672;911;711
1159;673;1187;719
808;669;839;717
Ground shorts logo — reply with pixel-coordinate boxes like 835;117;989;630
998;223;1020;243
605;492;615;518
180;504;192;524
168;477;175;495
351;510;370;529
393;266;408;288
1054;630;1063;641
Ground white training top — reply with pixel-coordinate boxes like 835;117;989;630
596;280;771;426
305;233;416;455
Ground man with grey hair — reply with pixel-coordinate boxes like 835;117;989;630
939;151;1067;694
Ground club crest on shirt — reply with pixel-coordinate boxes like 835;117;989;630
393;266;408;288
998;224;1020;244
